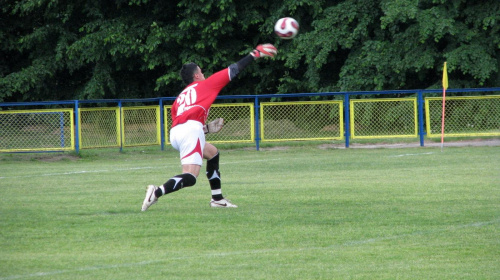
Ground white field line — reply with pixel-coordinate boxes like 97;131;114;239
0;158;282;180
0;166;160;179
389;152;435;157
1;219;498;280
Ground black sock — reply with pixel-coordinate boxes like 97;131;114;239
206;152;223;200
155;173;197;197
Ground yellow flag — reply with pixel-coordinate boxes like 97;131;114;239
442;62;448;89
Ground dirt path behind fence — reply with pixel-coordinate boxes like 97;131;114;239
318;138;500;149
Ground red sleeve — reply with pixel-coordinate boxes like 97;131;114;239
203;68;231;93
194;68;231;111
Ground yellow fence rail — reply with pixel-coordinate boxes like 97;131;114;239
0;109;74;152
79;107;120;149
122;106;161;146
260;101;344;141
425;95;500;137
164;103;255;144
350;98;418;139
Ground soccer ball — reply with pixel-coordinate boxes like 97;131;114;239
274;17;299;40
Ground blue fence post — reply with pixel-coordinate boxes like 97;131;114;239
418;90;425;147
344;93;350;148
254;96;260;151
74;100;80;154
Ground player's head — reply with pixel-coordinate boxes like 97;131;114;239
180;63;205;84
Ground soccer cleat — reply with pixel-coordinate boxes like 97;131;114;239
210;198;238;208
141;185;158;211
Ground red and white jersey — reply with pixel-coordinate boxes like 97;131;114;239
171;68;231;128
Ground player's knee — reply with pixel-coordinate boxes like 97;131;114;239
181;173;197;187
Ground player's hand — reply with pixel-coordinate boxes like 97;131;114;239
204;118;224;134
250;44;277;59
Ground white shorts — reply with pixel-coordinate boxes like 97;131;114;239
169;120;205;166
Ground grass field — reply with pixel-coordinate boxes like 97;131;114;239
1;144;499;279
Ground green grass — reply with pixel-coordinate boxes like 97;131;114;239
1;145;499;279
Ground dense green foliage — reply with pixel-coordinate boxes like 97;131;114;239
1;0;499;102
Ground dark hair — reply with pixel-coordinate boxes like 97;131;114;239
180;62;199;85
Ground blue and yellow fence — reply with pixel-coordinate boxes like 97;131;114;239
425;95;500;137
260;101;344;141
1;88;499;152
164;103;255;144
349;98;418;139
0;108;75;152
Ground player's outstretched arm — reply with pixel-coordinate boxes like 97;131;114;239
228;44;277;80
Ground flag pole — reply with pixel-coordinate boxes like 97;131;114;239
441;62;448;152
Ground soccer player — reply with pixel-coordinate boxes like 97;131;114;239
141;43;277;211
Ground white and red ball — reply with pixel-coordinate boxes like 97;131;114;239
274;17;299;40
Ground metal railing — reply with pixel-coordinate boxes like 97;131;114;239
1;88;499;152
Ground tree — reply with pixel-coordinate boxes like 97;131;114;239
288;0;500;92
0;0;498;103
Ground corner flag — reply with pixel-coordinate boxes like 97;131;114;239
442;62;448;89
441;62;448;151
